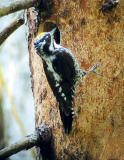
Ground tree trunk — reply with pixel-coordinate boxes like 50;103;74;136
27;0;124;159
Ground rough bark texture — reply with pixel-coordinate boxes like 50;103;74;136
27;0;124;159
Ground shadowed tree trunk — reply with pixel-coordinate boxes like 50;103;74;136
27;0;124;159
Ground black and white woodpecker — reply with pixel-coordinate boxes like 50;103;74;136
34;28;100;134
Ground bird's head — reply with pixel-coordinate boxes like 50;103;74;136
34;28;56;57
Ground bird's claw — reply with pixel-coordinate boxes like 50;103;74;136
86;63;102;76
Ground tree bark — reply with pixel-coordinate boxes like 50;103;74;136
27;0;124;159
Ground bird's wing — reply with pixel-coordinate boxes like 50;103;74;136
52;48;77;133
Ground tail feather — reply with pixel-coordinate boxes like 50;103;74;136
59;108;73;134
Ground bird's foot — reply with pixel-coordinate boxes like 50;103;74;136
86;62;102;76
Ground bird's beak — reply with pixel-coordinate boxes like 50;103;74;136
49;28;56;42
49;28;56;36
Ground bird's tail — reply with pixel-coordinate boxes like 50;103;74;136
59;107;73;134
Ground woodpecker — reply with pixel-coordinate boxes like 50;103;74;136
34;28;100;134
